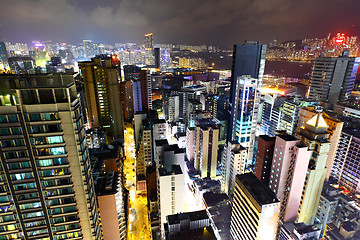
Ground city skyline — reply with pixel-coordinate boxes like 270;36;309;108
1;0;360;47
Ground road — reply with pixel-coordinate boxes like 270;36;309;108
123;123;152;240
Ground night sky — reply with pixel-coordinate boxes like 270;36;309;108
1;0;360;47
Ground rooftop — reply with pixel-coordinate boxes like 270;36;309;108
159;165;183;176
277;133;298;142
236;172;279;206
259;135;276;142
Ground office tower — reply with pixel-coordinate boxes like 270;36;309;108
297;107;343;180
331;124;360;193
157;165;184;237
268;134;312;223
229;76;258;166
307;55;360;106
260;94;286;137
194;119;219;179
229;42;266;166
230;173;279;240
254;135;275;185
140;70;152;113
295;112;331;225
119;80;134;121
279;100;318;135
79;56;124;141
221;141;247;197
0;74;102;239
83;40;94;60
229;42;266;105
144;33;154;49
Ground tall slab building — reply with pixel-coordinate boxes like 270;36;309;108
229;42;266;167
295;112;331;225
79;55;124;141
0;74;102;239
230;173;279;240
307;55;360;106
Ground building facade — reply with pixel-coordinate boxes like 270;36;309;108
0;74;102;239
230;173;279;240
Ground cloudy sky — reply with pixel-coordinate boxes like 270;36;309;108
0;0;359;47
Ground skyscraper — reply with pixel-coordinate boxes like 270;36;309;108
229;42;266;166
229;76;258;166
260;94;286;137
83;40;95;60
157;165;184;237
140;70;152;114
144;33;153;49
331;124;360;193
268;134;312;223
79;55;124;141
0;73;102;239
229;42;266;105
307;55;360;106
230;173;279;240
297;107;343;180
295;112;331;225
119;80;134;121
194;119;219;179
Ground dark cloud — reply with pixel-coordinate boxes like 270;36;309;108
0;0;359;47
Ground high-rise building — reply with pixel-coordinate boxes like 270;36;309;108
132;81;142;113
123;65;141;82
221;141;247;197
260;94;286;137
268;134;312;223
295;112;331;225
307;55;360;106
168;95;180;122
297;107;343;180
279;99;318;135
254;135;276;185
79;56;124;141
83;40;95;60
157;165;184;237
230;173;279;240
140;70;152;113
119;80;134;121
229;76;258;167
331;124;360;193
194;119;219;179
229;42;266;105
0;73;102;239
144;33;154;49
